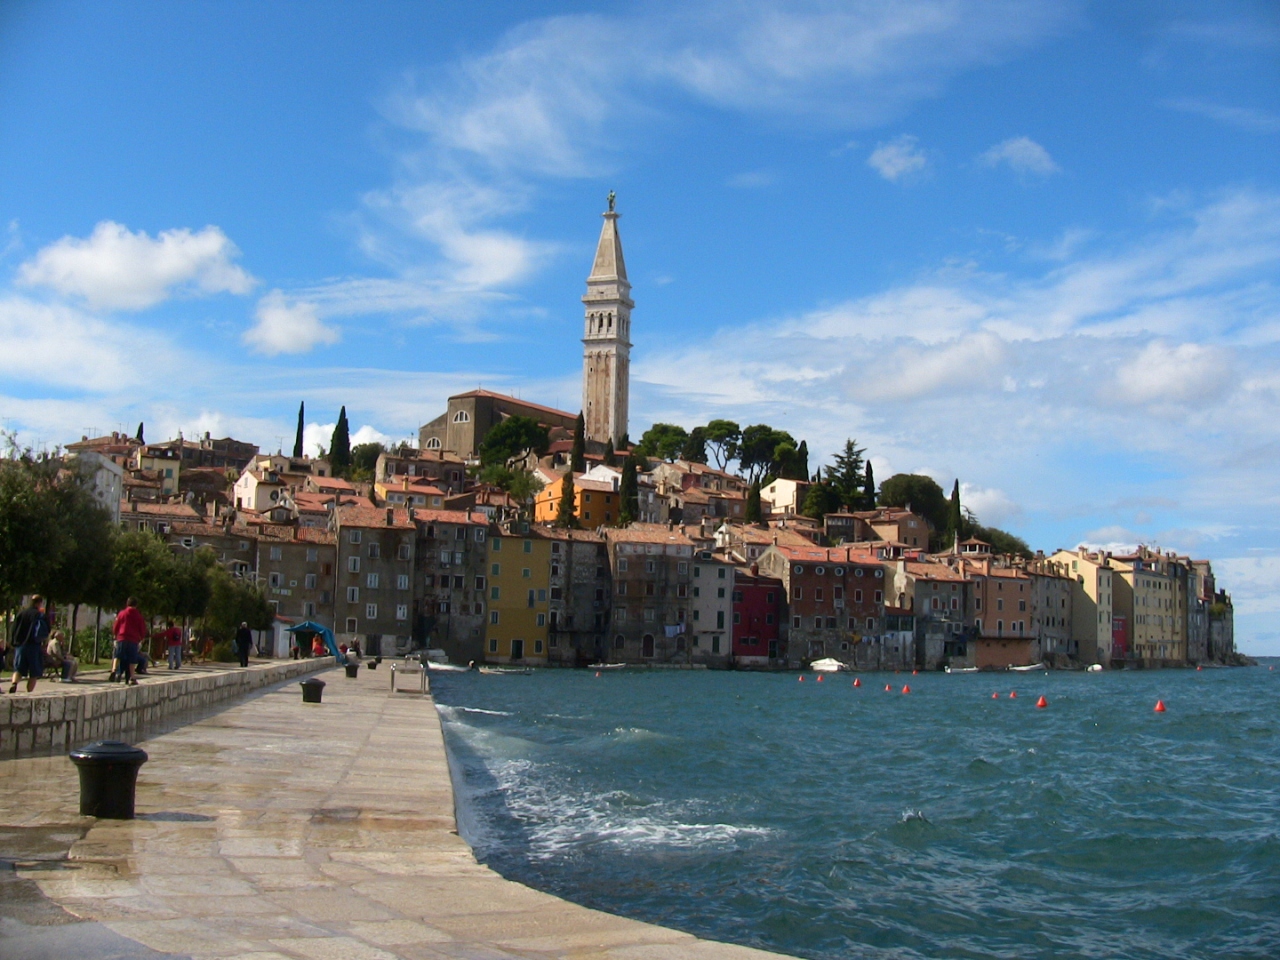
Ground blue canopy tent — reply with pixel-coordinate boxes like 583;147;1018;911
285;621;347;664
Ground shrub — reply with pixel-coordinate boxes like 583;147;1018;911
210;640;237;662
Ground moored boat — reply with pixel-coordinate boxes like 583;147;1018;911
809;657;847;673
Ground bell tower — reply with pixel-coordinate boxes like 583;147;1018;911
581;193;631;447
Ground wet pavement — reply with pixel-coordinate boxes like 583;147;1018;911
0;664;792;960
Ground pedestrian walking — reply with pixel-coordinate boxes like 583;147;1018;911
8;595;49;694
234;622;253;668
112;597;146;686
159;620;183;670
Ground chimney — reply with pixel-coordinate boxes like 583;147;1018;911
750;562;759;576
386;508;394;526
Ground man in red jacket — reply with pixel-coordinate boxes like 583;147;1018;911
112;597;146;686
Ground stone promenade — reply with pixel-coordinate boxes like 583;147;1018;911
0;663;792;960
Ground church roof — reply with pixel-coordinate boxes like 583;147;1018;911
588;211;627;283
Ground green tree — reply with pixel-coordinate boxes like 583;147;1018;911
828;440;866;509
293;401;305;458
330;406;351;476
739;425;797;483
946;479;964;547
681;426;708;464
39;463;116;629
877;473;949;532
478;416;550;470
603;439;616;466
203;565;273;641
618;457;639;525
555;474;578;528
136;422;145;443
745;479;762;522
971;523;1032;559
570;412;586;473
801;481;842;519
703;420;741;471
0;447;72;607
110;528;181;617
862;461;876;510
349;442;385;482
478;464;543;514
635;423;689;461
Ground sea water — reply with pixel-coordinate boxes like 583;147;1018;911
430;663;1280;960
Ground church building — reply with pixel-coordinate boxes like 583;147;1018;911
418;196;633;458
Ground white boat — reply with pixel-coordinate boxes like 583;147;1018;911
1008;662;1047;673
426;661;471;672
945;665;979;674
588;662;626;670
479;666;533;675
809;658;847;673
1087;663;1103;672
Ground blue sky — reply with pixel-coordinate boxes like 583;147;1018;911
2;1;1279;651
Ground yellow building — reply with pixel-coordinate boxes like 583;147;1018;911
1050;548;1115;666
1109;549;1185;663
532;473;620;527
134;446;181;496
484;528;553;664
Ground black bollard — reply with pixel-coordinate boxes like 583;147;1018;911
69;741;149;819
344;663;359;679
367;660;377;670
300;678;325;703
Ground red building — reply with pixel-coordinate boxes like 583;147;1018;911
731;567;784;666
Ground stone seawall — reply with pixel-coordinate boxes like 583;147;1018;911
0;658;333;759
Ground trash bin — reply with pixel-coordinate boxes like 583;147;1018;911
344;662;359;679
367;660;377;670
68;741;149;819
300;678;325;703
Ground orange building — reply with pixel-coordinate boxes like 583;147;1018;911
533;472;621;527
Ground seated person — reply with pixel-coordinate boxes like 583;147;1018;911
45;630;78;682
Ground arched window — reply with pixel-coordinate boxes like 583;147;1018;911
425;437;442;450
451;410;470;423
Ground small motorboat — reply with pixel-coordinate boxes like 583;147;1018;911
479;666;533;675
426;661;471;672
1087;663;1103;672
809;657;847;673
1009;663;1047;673
588;662;626;670
945;665;979;674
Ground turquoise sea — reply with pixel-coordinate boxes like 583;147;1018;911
430;662;1280;960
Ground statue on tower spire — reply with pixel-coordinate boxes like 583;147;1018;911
607;190;616;212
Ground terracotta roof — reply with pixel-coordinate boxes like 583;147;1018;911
449;389;576;422
335;503;416;530
575;478;617;493
535;526;606;542
410;508;488;526
120;501;202;519
904;561;968;582
768;544;883;566
603;523;695;546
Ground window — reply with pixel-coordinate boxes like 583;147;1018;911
826;617;837;628
368;543;380;559
792;615;801;628
346;618;357;632
646;560;655;573
694;566;701;578
617;582;627;596
453;575;463;589
303;601;316;617
365;603;378;619
397;574;409;590
348;556;361;573
398;544;411;560
491;586;500;600
997;598;1004;611
269;546;282;561
645;582;655;597
426;437;442;449
239;540;250;551
619;558;628;572
474;575;486;590
523;539;532;553
794;565;804;574
490;611;499;624
550;587;562;600
439;601;450;613
873;591;881;603
814;616;823;629
866;617;875;630
615;609;626;622
834;587;844;600
677;584;688;598
522;568;531;579
491;563;500;575
733;612;742;624
766;613;774;625
975;597;982;610
349;530;361;544
615;635;625;649
396;604;408;621
456;527;466;540
488;637;498;652
644;609;656;622
816;566;825;576
452;410;470;423
475;528;486;542
269;572;282;587
794;587;803;600
366;573;379;589
678;561;688;574
766;592;774;603
815;588;824;602
305;573;317;589
536;613;546;627
491;538;501;551
718;567;726;579
1018;599;1027;612
347;587;359;602
306;548;318;563
717;610;725;629
454;552;462;565
534;639;544;654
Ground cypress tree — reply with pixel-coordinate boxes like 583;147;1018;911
570;412;586;473
796;440;809;481
330;406;351;476
135;422;145;443
746;479;762;522
603;439;616;466
293;401;305;458
555;473;578;528
619;456;638;525
947;479;963;547
863;461;876;510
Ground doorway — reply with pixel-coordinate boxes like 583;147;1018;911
642;634;654;658
511;638;524;661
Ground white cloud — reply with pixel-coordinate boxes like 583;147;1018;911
867;134;928;182
243;291;340;355
727;170;774;189
1212;555;1280;615
1161;98;1280;134
1114;341;1234;405
978;136;1060;175
17;221;255;311
961;483;1022;528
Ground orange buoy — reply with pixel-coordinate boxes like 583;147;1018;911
902;685;911;694
1035;695;1048;708
853;677;862;687
1155;699;1167;713
1009;691;1017;699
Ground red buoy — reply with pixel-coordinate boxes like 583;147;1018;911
595;671;601;678
992;692;999;699
1035;695;1047;708
912;670;918;675
798;675;805;682
816;675;824;683
902;685;911;694
1155;699;1166;713
1009;691;1017;699
884;684;892;692
853;677;862;687
1196;666;1202;671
